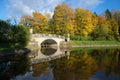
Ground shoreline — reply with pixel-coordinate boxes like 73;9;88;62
1;40;120;56
71;44;120;48
70;41;120;48
0;48;31;57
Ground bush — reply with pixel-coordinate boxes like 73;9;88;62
12;25;30;45
70;35;93;41
0;20;30;46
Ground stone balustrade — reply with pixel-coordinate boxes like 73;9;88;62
31;34;65;39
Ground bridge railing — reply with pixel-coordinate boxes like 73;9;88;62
31;34;65;39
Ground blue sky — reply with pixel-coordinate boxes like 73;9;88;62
0;0;120;21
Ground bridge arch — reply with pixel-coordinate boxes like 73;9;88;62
36;38;61;47
41;39;57;46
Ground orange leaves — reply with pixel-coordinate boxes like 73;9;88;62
33;12;47;21
19;12;49;33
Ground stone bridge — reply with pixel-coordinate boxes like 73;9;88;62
29;33;69;47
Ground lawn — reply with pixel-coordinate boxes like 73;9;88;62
72;41;120;45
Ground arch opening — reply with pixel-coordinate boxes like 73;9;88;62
41;39;57;48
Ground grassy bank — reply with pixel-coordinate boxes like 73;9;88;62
71;41;120;47
72;41;120;45
0;43;29;51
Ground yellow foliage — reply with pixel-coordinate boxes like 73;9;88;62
75;8;94;36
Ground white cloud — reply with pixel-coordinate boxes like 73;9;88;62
7;0;102;20
85;0;102;6
7;0;64;20
66;0;103;9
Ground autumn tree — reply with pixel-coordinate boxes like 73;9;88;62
20;12;49;33
19;15;32;27
75;8;94;37
52;2;75;35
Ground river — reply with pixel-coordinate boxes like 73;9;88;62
0;47;120;80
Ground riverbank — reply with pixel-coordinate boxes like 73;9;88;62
0;43;30;51
71;41;120;48
0;48;30;57
1;41;120;54
0;43;31;56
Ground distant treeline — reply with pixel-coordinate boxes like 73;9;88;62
1;2;120;41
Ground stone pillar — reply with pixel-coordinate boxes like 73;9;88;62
56;41;60;48
30;28;33;34
66;33;70;42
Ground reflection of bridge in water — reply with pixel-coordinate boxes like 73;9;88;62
29;47;70;64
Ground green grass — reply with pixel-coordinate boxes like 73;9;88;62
72;40;120;45
0;43;28;51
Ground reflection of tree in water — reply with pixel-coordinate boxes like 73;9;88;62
91;49;120;76
49;53;97;80
0;54;31;80
32;62;49;77
49;48;120;80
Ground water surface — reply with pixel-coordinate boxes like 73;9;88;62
0;48;120;80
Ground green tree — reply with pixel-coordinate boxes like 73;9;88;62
0;20;13;43
105;9;112;20
12;25;30;45
112;10;120;34
49;19;55;34
105;9;119;40
0;19;30;45
91;16;109;40
107;19;119;40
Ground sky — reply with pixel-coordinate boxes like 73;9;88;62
0;0;120;21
